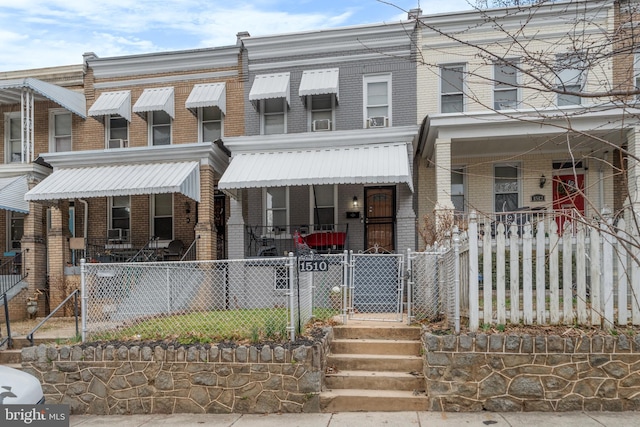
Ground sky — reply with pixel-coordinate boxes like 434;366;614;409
0;0;476;72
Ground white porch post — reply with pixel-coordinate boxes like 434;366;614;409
434;138;454;231
627;127;640;212
227;190;246;259
20;88;35;163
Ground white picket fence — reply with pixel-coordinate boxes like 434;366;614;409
464;211;640;332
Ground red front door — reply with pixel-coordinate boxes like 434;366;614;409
552;173;584;233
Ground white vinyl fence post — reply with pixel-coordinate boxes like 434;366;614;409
453;227;460;334
288;253;296;341
468;211;479;332
406;248;412;325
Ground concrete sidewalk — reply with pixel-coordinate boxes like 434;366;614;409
70;411;639;427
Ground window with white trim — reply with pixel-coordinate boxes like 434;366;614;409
556;54;584;106
4;112;21;163
451;167;466;212
107;115;128;149
149;110;172;146
261;99;286;135
8;211;24;251
310;185;337;230
109;196;131;242
152;193;173;241
49;109;72;152
441;65;464;113
200;106;223;142
264;187;289;232
494;63;518;110
363;74;391;128
494;164;521;212
308;94;335;131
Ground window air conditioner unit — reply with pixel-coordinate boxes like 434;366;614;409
367;116;388;128
108;139;128;149
107;228;123;241
312;119;332;131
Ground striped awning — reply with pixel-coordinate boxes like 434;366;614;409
185;83;226;115
88;91;131;121
25;162;200;202
218;142;412;191
249;73;290;106
0;175;29;213
299;68;339;101
133;87;175;119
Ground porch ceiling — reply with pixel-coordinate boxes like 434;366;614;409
25;161;200;202
218;142;413;191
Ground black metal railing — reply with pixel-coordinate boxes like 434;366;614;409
245;224;349;257
26;289;79;346
80;236;199;264
0;250;27;297
0;293;12;349
182;235;199;261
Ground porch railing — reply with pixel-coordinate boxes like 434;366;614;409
245;224;349;257
0;250;27;297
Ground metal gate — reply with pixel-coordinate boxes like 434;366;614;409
347;252;404;322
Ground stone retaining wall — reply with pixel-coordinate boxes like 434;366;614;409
423;332;640;412
21;330;332;415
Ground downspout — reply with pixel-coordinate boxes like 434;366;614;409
79;199;89;258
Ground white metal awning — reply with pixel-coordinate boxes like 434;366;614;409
0;78;86;118
186;83;226;115
299;68;339;101
218;142;412;191
0;175;29;213
249;73;290;106
25;161;200;202
133;87;175;119
88;91;131;121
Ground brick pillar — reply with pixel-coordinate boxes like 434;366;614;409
47;205;69;316
195;164;216;260
434;138;455;234
18;198;47;319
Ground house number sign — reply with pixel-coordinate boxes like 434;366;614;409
298;259;329;272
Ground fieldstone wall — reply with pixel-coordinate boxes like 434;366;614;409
21;330;332;415
423;332;640;412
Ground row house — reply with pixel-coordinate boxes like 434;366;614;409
414;0;640;246
222;18;420;258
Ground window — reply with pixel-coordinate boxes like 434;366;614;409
556;54;584;106
109;196;130;242
107;115;128;148
8;211;24;251
310;185;336;229
494;63;518;110
308;94;334;131
49;110;72;152
261;99;286;135
200;106;223;142
494;164;520;212
441;65;464;113
149;110;172;145
451;167;466;212
264;187;288;232
152;194;173;241
364;74;391;127
5;112;21;163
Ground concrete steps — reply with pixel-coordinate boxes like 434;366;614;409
321;322;427;412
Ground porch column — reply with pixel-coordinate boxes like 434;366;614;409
227;190;246;259
396;183;416;252
195;164;216;261
47;204;69;316
18;197;47;319
434;138;455;231
627;127;640;215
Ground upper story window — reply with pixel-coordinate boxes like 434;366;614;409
200;106;223;142
494;63;519;110
441;65;464;113
185;82;226;142
494;163;521;212
261;98;287;135
107;115;129;148
556;54;584;106
49;109;72;152
364;74;392;128
309;94;335;131
299;68;339;132
4;112;21;163
149;110;172;146
249;73;290;136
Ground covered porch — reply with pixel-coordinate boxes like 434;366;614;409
219;126;419;257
